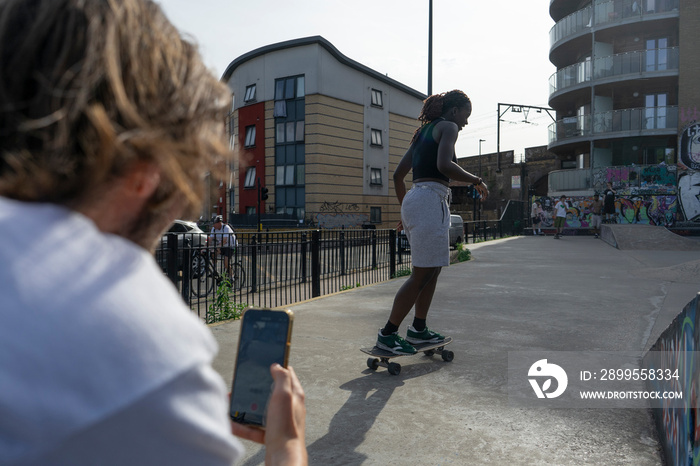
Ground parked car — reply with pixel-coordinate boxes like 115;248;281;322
155;219;208;271
449;215;464;248
397;230;410;251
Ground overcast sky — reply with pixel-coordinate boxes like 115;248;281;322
157;0;556;161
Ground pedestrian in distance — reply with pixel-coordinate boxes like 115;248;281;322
531;200;544;235
589;193;603;238
210;215;237;275
553;195;568;239
603;182;617;223
0;0;306;464
375;90;489;355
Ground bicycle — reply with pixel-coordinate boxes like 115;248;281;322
189;247;246;298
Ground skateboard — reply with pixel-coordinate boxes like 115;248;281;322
361;337;454;375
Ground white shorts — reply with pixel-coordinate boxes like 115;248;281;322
402;181;451;268
590;214;602;228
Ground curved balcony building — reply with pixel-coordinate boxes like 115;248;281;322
547;0;686;168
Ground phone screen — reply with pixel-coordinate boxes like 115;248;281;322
229;309;292;427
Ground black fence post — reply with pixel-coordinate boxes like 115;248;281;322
166;233;178;286
300;232;307;283
339;231;345;276
250;236;257;293
311;230;321;298
389;229;396;278
181;237;192;305
371;230;377;269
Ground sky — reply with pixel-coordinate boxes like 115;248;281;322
157;0;556;162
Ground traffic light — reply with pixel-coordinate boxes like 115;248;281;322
260;186;269;201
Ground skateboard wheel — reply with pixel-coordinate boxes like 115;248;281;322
367;358;379;371
424;349;435;356
388;362;401;375
442;350;454;362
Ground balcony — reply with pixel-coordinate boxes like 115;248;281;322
549;47;679;97
594;0;679;27
550;5;592;47
551;0;679;49
548;106;678;146
548;164;678;196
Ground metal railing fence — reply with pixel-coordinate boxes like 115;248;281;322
157;229;413;321
158;222;523;322
464;202;526;242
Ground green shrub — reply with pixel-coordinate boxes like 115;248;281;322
206;277;247;324
391;266;412;278
454;243;471;263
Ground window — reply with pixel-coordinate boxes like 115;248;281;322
370;207;382;223
370;168;382;186
645;93;667;129
244;167;256;188
274;75;305;218
646;38;668;71
244;84;256;102
275;76;304;101
371;89;383;107
246;206;256;215
244;125;256;147
370;129;383;146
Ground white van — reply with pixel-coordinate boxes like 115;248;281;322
449;215;464;248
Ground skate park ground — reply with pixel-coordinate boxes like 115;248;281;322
210;226;700;465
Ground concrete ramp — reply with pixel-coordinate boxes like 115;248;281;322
601;224;700;250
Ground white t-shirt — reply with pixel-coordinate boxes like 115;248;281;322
554;200;568;218
531;203;542;218
210;224;237;248
0;197;243;465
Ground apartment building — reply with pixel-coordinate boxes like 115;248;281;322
547;0;700;224
221;36;425;229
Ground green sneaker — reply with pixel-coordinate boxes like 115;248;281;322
406;326;446;344
376;331;416;355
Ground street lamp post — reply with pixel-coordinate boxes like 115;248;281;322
427;0;433;95
477;139;485;221
478;139;485;177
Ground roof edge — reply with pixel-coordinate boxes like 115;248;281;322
220;35;427;100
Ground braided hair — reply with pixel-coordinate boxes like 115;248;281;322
413;90;471;141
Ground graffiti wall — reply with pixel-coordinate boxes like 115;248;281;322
646;295;700;466
592;165;677;196
531;195;677;229
678;123;700;224
315;213;368;229
313;201;368;229
533;165;684;228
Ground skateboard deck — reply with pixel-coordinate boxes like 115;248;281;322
361;337;453;375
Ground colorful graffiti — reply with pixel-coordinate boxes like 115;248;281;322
680;106;700;124
531;195;677;228
677;122;700;224
678;171;700;222
679;123;700;171
646;296;700;466
592;165;677;196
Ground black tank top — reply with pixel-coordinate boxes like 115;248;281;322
411;117;456;182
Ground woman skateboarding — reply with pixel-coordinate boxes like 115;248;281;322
375;90;489;354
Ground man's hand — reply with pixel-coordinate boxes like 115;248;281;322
230;364;307;465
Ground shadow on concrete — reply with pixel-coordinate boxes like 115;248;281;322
304;361;445;465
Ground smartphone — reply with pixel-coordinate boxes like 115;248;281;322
229;308;293;428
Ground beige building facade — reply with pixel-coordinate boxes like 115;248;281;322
222;36;424;229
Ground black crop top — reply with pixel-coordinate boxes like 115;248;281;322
411;117;456;182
